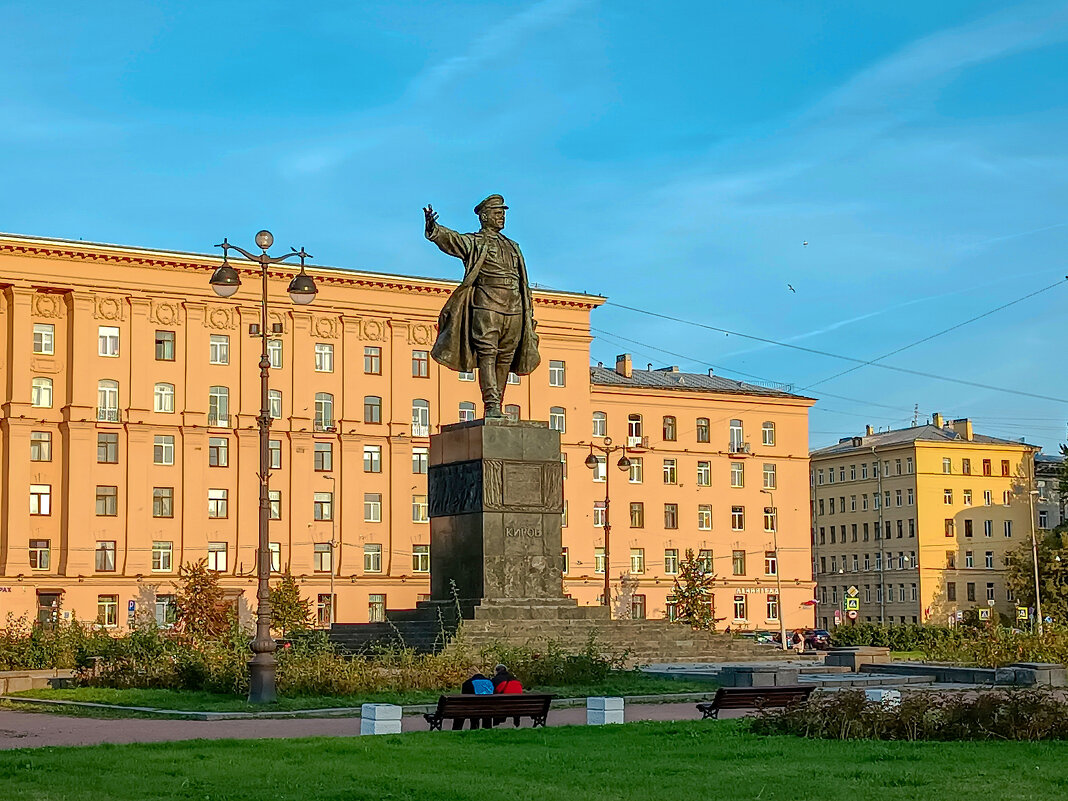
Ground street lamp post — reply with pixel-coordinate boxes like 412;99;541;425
325;474;337;628
761;489;788;651
209;230;317;704
584;438;631;610
1029;488;1043;635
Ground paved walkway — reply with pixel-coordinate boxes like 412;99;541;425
0;702;718;750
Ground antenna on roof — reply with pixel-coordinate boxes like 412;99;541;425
912;404;919;427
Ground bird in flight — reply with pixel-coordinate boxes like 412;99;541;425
802;241;808;247
787;284;796;293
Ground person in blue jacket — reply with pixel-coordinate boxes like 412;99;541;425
454;671;494;730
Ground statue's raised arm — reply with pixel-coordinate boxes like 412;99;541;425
423;194;541;419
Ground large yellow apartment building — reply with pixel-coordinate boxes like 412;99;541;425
811;416;1037;628
0;232;815;631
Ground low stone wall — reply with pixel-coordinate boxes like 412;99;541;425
861;661;1067;687
0;669;73;694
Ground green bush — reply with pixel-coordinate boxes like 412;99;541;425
830;623;968;652
751;688;1068;741
478;634;626;687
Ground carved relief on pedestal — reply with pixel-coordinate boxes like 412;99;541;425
92;295;126;321
312;315;340;339
149;300;183;326
31;293;65;319
204;306;238;330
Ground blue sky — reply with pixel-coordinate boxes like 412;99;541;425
2;1;1067;451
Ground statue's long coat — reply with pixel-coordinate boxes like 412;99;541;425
429;229;541;375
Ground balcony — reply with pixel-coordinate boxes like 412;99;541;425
96;407;120;423
728;441;751;456
411;424;430;437
314;420;336;433
207;414;230;428
626;435;648;448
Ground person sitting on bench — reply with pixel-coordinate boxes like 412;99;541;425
492;664;524;727
454;670;494;730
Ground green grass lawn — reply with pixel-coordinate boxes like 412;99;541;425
2;721;1068;800
7;673;716;715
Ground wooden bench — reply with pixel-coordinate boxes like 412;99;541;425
696;686;814;719
424;694;554;731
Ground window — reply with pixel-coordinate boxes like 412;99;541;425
664;549;679;574
364;346;381;374
733;595;747;620
729;419;744;451
30;484;51;515
1004;520;1013;538
762;422;776;446
269;390;282;420
267;339;283;369
1003;490;1012;506
314;492;333;521
411;399;430;436
982;459;992;476
986;583;995;602
412;349;429;377
364;544;383;573
764;550;778;576
663;416;676;441
944;488;953;504
562;547;569;574
593;501;606;528
764;506;777;532
209;334;229;364
95;485;118;516
269;439;282;469
945;581;957;602
413;544;430;573
459;401;476;422
507;372;520;385
983;551;994;570
730;462;744;488
967;582;976;602
314;442;333;472
269;542;282;572
152;541;173;572
269;490;281;520
664;503;678;529
731;506;745;530
314;543;333;573
961;458;972;475
907;488;914;505
945;519;954;537
730;551;746;577
208;386;229;426
97;379;119;422
548;360;565;386
1040;510;1050;529
412;447;428;474
766;594;780;621
29;539;50;570
762;463;776;490
208;488;228;518
631;594;646;620
368;594;386;623
155;330;175;361
963;489;972;507
95;541;116;572
30;431;52;462
628;548;646;574
591;455;606;482
153;594;177;627
629;502;644;528
412;494;428;523
896;489;903;507
663;459;677;484
595;547;605;574
684;416;707;444
627;414;643;444
152;487;174;518
628;457;643;483
505;404;521;421
984;490;992;506
1001;460;1011;477
698;505;712;530
592;411;607;437
98;326;119;357
364;493;382;522
942;458;952;474
458;370;475;382
207;437;229;467
314;342;334;373
364;395;382;424
696;461;711;486
207;542;227;572
31;377;53;408
33;323;55;354
965;551;974;568
314;392;334;430
97;595;119;628
152;382;175;414
549;406;566;432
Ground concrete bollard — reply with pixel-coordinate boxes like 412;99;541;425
587;696;624;725
864;689;902;709
360;703;403;735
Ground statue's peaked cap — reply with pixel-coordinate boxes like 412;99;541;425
474;194;508;214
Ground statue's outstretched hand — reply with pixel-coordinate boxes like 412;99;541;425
423;204;438;237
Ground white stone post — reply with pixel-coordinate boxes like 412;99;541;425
587;696;624;725
360;703;403;735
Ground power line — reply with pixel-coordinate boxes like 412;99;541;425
601;280;1068;404
802;277;1067;389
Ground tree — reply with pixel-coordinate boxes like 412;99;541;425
611;573;639;620
173;559;230;642
671;549;717;630
1004;530;1068;623
269;572;311;636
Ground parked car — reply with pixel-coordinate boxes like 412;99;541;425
805;629;831;650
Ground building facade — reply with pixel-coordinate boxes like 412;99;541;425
1035;453;1066;533
811;415;1038;629
1;232;814;631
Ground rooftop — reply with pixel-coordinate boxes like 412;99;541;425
812;414;1036;457
590;354;812;400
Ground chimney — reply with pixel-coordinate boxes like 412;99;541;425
932;412;943;428
615;353;632;378
865;425;873;436
950;418;974;441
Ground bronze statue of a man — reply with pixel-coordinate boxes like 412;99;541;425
424;195;540;418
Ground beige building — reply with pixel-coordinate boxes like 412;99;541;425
811;415;1038;628
0;232;815;631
